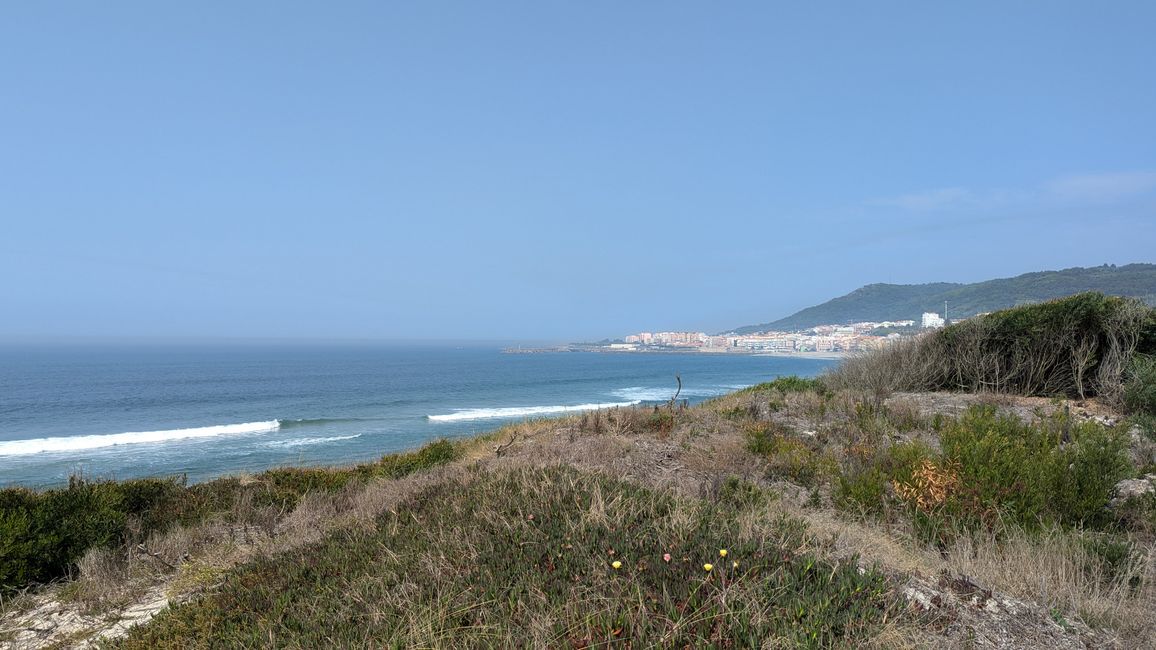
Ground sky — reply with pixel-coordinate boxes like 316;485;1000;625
2;2;1154;341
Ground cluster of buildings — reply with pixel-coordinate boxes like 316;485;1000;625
614;314;949;355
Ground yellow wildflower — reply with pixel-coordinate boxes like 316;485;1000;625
703;563;713;572
732;560;739;569
611;560;622;570
719;549;728;558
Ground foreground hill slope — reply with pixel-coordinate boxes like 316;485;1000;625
732;263;1156;334
3;295;1155;648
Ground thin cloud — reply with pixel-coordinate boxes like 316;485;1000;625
867;187;973;211
1043;171;1156;202
869;169;1156;213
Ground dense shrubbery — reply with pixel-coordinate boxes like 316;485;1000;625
258;439;461;509
828;293;1156;402
836;406;1131;539
0;440;461;593
836;441;932;516
942;407;1130;529
1124;354;1156;416
0;477;184;590
741;375;829;396
116;466;897;649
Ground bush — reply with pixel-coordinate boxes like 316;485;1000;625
0;478;177;590
643;410;675;434
744;423;834;487
714;475;775;509
827;293;1156;401
743;421;792;456
936;406;1130;530
835;468;890;516
834;407;1132;536
835;441;932;515
1123;354;1156;415
741;375;827;395
0;439;463;593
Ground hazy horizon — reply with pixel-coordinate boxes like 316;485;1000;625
4;3;1154;341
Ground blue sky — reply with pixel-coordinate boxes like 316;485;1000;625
2;2;1154;341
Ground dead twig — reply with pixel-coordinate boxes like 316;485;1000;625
493;431;520;457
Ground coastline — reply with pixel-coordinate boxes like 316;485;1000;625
503;345;849;360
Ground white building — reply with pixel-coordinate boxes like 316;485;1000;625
921;312;946;329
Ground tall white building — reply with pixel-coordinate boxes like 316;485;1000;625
921;312;945;329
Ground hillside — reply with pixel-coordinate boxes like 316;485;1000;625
731;263;1156;334
3;297;1156;648
5;375;1154;647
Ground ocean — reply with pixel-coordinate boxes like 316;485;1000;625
0;343;835;488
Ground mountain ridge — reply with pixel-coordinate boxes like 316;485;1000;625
729;263;1156;334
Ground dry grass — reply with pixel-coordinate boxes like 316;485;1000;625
945;527;1155;642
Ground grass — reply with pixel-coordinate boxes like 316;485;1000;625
114;466;899;649
0;439;462;594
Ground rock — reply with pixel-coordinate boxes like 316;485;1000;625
1108;474;1156;510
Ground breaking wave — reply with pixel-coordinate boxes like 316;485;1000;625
428;401;641;422
611;385;750;402
266;434;362;448
278;418;380;429
0;421;282;457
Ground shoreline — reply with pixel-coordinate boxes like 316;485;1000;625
504;345;848;360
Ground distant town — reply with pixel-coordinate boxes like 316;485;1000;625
504;312;955;356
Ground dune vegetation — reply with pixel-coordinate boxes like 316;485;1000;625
3;293;1156;648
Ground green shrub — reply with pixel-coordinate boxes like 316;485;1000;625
828;293;1156;400
0;439;463;593
1123;354;1156;415
741;375;828;395
375;438;460;478
744;423;834;486
835;441;932;515
0;479;128;590
715;476;774;510
1050;423;1132;528
835;468;890;515
643;410;675;434
938;406;1130;530
743;421;791;456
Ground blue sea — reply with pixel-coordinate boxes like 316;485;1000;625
0;343;834;488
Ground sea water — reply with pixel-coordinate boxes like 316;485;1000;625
0;343;834;488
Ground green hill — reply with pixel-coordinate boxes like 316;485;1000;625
730;263;1156;334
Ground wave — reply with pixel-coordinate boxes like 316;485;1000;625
0;421;281;457
267;434;362;448
611;385;750;402
428;401;640;423
278;417;381;429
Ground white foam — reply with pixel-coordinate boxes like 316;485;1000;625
268;434;362;448
611;385;750;402
428;401;640;422
0;421;281;456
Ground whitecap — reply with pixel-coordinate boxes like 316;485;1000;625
427;401;640;422
0;421;282;456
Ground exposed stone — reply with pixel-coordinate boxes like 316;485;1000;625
900;574;1114;649
1108;474;1156;510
